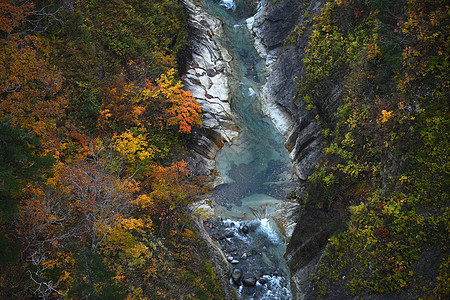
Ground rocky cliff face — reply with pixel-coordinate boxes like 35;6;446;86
182;0;240;178
246;0;325;181
246;1;346;299
181;1;241;298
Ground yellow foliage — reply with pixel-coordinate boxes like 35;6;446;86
148;68;202;133
120;217;145;232
120;217;152;234
0;34;67;151
127;242;151;260
366;42;382;60
132;194;154;209
59;270;72;283
149;242;157;251
126;287;149;300
378;110;394;124
99;109;112;120
113;128;158;163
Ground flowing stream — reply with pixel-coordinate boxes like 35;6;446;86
201;0;296;298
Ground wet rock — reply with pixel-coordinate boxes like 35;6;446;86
240;253;248;260
231;268;242;284
286;204;345;299
226;256;233;262
252;0;304;50
206;68;219;77
246;0;328;181
181;0;239;178
242;225;249;234
242;277;257;286
273;201;301;240
231;259;239;264
225;232;234;238
259;278;268;285
199;20;210;28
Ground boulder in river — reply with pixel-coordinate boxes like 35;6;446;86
242;277;257;286
258;277;268;285
241;225;249;234
231;268;242;284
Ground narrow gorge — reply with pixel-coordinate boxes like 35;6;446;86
1;0;446;298
183;0;333;299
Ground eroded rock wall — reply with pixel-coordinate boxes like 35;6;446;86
247;0;325;181
182;0;240;177
246;1;345;299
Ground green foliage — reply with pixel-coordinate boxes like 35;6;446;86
76;86;102;132
296;0;449;297
75;0;187;73
42;0;189;132
0;118;54;223
315;192;447;296
70;247;124;299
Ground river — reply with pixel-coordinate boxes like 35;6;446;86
198;0;297;299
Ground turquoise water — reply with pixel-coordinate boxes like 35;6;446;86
200;0;295;298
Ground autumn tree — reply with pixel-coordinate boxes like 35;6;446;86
297;0;449;297
0;0;68;152
147;68;202;134
14;187;75;299
0;119;55;298
8;158;138;298
1;0;219;298
0;0;33;35
60;160;138;251
143;161;205;237
99;68;201;135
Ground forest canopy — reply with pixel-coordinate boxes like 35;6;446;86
292;0;449;297
0;0;222;298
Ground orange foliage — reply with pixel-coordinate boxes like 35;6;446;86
69;131;91;157
100;69;201;134
0;3;68;152
0;36;67;138
15;186;75;295
147;69;202;133
17;188;65;251
0;0;34;34
143;161;204;236
99;77;145;131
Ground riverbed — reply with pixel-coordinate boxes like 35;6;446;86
199;0;297;298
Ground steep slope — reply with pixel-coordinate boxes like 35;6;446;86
247;0;448;299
